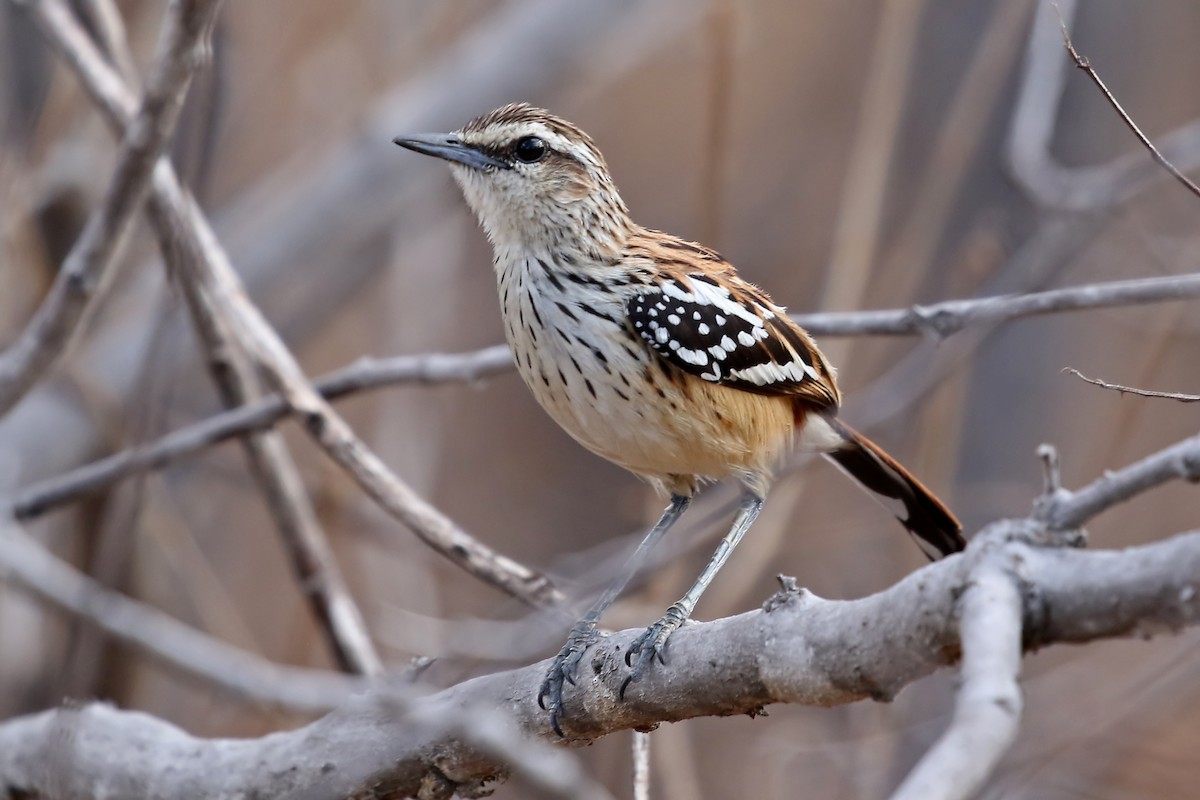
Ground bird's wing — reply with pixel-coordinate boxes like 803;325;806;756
626;271;840;410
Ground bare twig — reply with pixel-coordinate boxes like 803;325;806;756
0;0;221;416
184;207;561;609
1009;0;1200;210
174;262;385;675
1037;442;1062;494
76;0;138;85
1057;10;1200;201
25;0;560;612
0;517;363;712
55;0;382;677
1063;367;1199;402
797;272;1200;337
11;348;513;519
1037;432;1200;531
632;730;652;800
14;269;1200;519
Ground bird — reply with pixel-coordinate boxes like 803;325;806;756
394;103;965;735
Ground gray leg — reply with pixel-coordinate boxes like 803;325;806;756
622;492;764;696
539;494;691;735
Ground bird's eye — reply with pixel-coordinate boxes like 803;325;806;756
514;136;548;163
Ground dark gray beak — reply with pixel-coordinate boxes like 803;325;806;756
393;134;510;171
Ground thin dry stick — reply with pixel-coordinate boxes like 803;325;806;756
76;0;139;85
632;730;652;800
1063;367;1199;402
1010;0;1200;212
820;0;924;337
0;517;362;712
171;257;384;675
27;0;560;612
1057;12;1200;201
13;269;1200;520
798;271;1200;336
71;0;382;677
182;204;562;609
0;0;221;417
12;348;513;519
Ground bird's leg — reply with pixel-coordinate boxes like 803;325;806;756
539;493;691;735
622;491;765;697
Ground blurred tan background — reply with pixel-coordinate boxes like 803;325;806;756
1;1;1199;797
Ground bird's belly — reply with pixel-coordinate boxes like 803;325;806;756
513;336;795;491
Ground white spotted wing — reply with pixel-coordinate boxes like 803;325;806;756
626;273;839;409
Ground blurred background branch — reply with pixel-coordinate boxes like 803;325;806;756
0;0;220;415
33;0;383;677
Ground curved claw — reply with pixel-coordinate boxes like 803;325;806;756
620;608;687;700
538;622;602;737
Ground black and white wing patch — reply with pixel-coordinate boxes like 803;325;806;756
627;274;838;406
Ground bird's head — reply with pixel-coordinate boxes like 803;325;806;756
394;103;631;258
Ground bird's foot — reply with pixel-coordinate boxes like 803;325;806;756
621;604;689;699
537;620;602;737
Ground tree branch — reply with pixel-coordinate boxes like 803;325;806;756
3;424;1199;796
24;0;561;612
1057;9;1200;201
1;522;1197;799
45;0;382;677
10;348;513;519
0;517;609;800
13;270;1200;520
1063;367;1199;402
182;205;562;609
0;0;221;416
1009;0;1200;210
1036;432;1200;531
796;272;1200;337
0;517;363;712
0;0;671;510
890;549;1024;800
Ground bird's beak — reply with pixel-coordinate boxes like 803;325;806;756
393;134;511;171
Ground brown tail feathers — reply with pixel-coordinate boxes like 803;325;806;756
823;418;965;559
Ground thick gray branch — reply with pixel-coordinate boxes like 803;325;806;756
0;0;221;415
4;418;1199;794
0;526;1197;799
890;552;1024;800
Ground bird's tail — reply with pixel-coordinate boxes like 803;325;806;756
822;418;965;559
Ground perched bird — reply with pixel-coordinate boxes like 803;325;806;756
395;103;964;734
